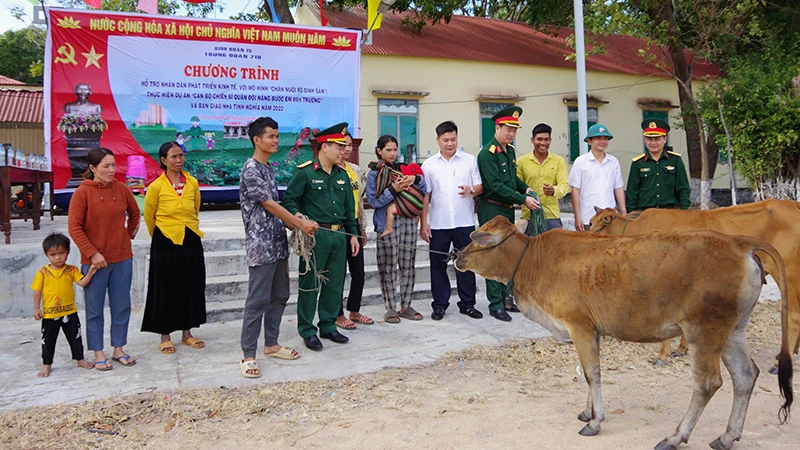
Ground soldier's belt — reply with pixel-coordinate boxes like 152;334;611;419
319;223;343;231
482;198;514;209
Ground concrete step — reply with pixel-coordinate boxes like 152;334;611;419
205;263;456;302
205;282;459;323
203;239;437;277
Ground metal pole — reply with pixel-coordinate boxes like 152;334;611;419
574;0;588;153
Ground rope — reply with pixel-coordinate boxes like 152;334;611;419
288;214;327;292
524;191;549;237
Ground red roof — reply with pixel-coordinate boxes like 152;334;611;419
325;8;719;79
0;75;24;85
0;89;44;123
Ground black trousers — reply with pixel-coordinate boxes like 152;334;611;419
41;312;84;365
429;226;477;312
340;237;365;315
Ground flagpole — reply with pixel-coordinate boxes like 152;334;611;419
574;0;588;154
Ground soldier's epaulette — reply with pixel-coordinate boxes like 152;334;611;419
667;151;682;157
507;143;515;149
296;160;313;168
488;145;496;154
632;154;646;162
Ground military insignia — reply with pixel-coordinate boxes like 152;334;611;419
599;127;605;132
341;126;348;134
512;111;520;118
313;162;320;170
488;145;496;154
632;154;645;162
297;161;312;168
508;143;515;148
336;179;345;184
667;151;682;157
649;122;657;128
312;179;324;184
640;168;650;172
666;166;675;170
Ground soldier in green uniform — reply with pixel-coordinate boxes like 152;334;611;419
282;123;360;351
476;106;541;322
626;118;691;212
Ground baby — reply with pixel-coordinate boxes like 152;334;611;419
31;233;97;377
380;163;425;237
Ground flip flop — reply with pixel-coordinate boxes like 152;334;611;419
336;317;357;330
181;337;205;349
384;310;401;324
399;306;423;321
264;346;299;360
159;341;176;354
112;354;136;366
94;358;112;371
240;359;261;378
353;314;374;325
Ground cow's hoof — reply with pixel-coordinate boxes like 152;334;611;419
578;424;600;436
709;437;732;450
577;411;592;423
654;439;678;450
768;365;779;375
653;359;668;367
670;350;687;358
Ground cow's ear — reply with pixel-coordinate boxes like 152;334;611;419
471;231;502;247
603;214;612;224
514;219;528;234
594;205;601;213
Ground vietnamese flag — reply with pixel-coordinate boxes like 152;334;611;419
85;0;101;8
183;0;216;3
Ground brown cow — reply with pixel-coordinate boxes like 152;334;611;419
589;199;800;368
455;216;794;450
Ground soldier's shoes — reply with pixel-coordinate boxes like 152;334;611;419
303;335;323;351
459;308;483;319
320;330;349;344
490;309;512;322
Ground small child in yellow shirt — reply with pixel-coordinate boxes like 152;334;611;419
31;233;97;377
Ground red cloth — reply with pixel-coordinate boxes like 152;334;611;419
319;0;328;26
183;0;216;4
85;0;101;8
401;163;424;177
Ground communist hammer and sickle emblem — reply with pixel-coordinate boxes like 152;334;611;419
54;43;78;65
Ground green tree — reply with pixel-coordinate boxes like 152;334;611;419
0;27;46;85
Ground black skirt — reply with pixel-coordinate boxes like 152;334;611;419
141;227;207;334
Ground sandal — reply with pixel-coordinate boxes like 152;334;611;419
240;359;261;378
94;358;113;371
264;346;299;360
352;314;374;325
399;306;423;321
112;354;136;366
384;310;401;324
336;317;357;330
182;337;205;349
159;341;176;354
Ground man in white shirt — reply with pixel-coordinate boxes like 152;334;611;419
420;121;484;321
569;124;627;231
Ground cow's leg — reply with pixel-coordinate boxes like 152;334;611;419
672;335;689;357
570;329;604;436
655;340;671;366
710;326;759;449
655;341;724;450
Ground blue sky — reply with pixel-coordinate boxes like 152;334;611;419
0;0;261;33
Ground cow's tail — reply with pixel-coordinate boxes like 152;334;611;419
754;244;793;423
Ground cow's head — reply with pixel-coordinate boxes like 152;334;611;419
455;216;521;282
588;207;618;233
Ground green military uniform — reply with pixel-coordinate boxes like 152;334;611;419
281;123;358;339
476;106;529;313
626;119;691;211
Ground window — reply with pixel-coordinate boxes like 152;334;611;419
642;110;670;152
479;102;514;147
568;106;598;161
378;99;418;163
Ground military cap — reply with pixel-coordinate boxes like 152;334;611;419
584;123;614;142
190;116;200;122
642;118;670;137
491;106;523;128
314;122;348;144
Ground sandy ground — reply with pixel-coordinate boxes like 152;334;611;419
1;300;797;450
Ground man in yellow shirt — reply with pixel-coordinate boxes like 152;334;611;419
516;123;569;230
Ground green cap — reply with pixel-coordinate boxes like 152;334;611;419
190;116;200;122
491;106;523;128
642;118;670;136
584;123;613;142
313;122;348;144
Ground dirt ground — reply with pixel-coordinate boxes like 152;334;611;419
1;300;797;450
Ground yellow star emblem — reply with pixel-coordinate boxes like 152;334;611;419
82;46;104;69
341;126;348;134
649;122;657;128
512;111;520;118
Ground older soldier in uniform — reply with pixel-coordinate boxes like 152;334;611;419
626;118;691;212
477;106;541;322
282;123;360;351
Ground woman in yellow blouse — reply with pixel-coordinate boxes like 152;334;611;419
141;141;206;354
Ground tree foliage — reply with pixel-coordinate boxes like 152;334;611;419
0;27;47;85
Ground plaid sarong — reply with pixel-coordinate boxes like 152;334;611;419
369;161;424;218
